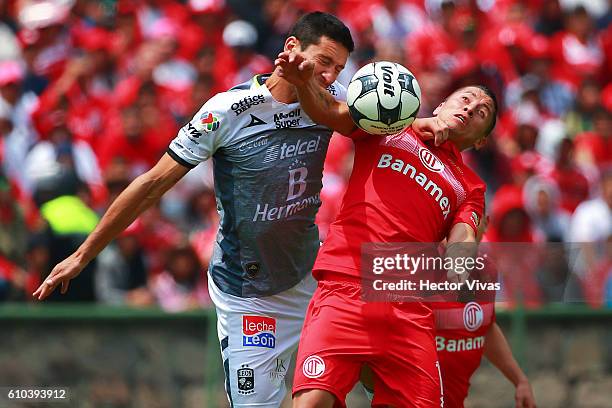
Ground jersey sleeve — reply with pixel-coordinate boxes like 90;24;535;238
327;81;347;102
167;93;232;168
451;183;485;236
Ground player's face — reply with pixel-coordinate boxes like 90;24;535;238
433;87;495;149
296;36;349;88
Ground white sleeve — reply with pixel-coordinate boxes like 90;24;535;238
167;93;232;168
327;81;347;103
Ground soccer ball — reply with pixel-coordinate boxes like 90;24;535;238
346;61;421;135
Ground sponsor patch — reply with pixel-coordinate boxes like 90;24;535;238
200;111;220;132
274;108;301;129
232;94;265;115
243;316;276;349
185;122;202;141
269;358;288;386
237;364;254;395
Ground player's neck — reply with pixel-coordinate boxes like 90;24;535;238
265;71;298;104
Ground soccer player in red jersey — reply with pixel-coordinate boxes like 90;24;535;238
361;212;536;408
275;53;497;407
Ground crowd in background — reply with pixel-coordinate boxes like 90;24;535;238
0;0;611;309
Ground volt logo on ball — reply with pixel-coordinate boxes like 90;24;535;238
243;315;276;349
381;65;395;97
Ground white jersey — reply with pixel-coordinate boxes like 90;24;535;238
167;74;346;298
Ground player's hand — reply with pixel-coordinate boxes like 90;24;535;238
274;50;315;87
515;379;536;408
32;253;86;300
412;117;451;146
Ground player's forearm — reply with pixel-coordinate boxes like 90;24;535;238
445;223;478;286
484;323;528;386
73;163;182;266
296;79;355;135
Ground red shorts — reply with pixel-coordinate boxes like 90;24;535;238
293;279;443;407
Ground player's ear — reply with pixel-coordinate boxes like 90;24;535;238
284;36;300;52
474;135;487;150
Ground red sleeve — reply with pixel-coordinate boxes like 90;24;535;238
451;183;485;236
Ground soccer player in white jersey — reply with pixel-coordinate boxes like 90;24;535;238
33;12;354;407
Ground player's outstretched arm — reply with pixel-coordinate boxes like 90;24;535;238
275;51;356;136
484;323;537;408
33;154;189;300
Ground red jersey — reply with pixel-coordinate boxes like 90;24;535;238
434;302;495;408
314;128;486;278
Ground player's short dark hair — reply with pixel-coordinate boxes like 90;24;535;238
289;11;354;54
474;84;498;137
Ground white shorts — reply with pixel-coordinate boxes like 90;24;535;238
208;272;317;407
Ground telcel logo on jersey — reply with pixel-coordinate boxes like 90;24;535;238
232;94;265;115
243;315;276;349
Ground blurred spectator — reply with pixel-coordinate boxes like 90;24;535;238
574;108;612;170
0;59;39;192
535;0;565;36
549;137;591;212
95;222;154;307
486;185;541;242
0;173;28;266
35;170;99;302
563;78;603;137
136;206;184;276
24;117;105;207
151;245;211;312
97;98;173;178
0;254;26;301
567;169;612;267
549;6;604;88
523;176;571;241
505;44;575;117
535;241;574;303
485;185;544;306
369;0;425;46
220;20;273;90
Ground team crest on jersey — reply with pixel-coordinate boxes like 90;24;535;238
237;364;255;394
463;302;484;332
418;146;444;173
200;111;220;132
243;316;276;349
302;355;325;379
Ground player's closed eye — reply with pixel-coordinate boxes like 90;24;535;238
319;56;332;66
